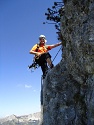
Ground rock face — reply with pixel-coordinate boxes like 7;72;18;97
41;0;94;125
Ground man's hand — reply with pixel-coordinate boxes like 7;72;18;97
35;52;43;59
35;52;41;57
35;52;46;59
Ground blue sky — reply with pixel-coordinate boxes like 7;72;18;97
0;0;62;117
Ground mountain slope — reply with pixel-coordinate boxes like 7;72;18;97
0;112;41;125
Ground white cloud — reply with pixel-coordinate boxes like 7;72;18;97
17;84;33;89
24;84;32;89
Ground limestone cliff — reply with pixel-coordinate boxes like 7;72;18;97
41;0;94;125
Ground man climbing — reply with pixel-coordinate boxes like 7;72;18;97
29;35;62;79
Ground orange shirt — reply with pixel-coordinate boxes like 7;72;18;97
31;44;51;54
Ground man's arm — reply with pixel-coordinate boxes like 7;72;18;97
29;44;42;56
29;50;42;56
30;50;37;54
47;42;62;49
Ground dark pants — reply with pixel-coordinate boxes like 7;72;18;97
35;52;51;76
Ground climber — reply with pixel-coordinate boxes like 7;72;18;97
29;35;62;79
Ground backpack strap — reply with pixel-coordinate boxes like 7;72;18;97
36;43;40;52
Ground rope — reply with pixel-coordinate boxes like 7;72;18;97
41;75;43;105
52;46;62;63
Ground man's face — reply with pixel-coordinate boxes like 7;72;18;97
39;37;45;44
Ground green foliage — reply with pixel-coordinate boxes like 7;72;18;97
44;2;65;40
